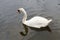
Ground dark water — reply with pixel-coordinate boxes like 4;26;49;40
0;0;60;40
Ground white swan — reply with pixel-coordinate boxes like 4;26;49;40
17;8;52;28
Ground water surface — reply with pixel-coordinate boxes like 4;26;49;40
0;0;60;40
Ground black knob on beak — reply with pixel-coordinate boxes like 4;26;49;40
17;10;20;13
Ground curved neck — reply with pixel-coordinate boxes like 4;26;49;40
21;10;27;23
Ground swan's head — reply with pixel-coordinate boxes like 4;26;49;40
17;8;25;14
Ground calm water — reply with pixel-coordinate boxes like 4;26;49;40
0;0;60;40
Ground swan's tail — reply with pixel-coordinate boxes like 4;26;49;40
48;19;52;23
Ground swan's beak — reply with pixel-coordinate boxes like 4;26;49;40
17;10;21;14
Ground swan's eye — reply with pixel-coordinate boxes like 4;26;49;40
17;10;21;13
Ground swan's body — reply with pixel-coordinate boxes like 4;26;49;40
17;8;52;28
24;16;52;28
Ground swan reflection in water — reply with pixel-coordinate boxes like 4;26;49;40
17;8;52;36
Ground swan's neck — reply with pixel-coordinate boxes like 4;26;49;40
22;10;27;23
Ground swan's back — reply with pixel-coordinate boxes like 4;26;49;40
24;16;50;28
27;16;48;23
